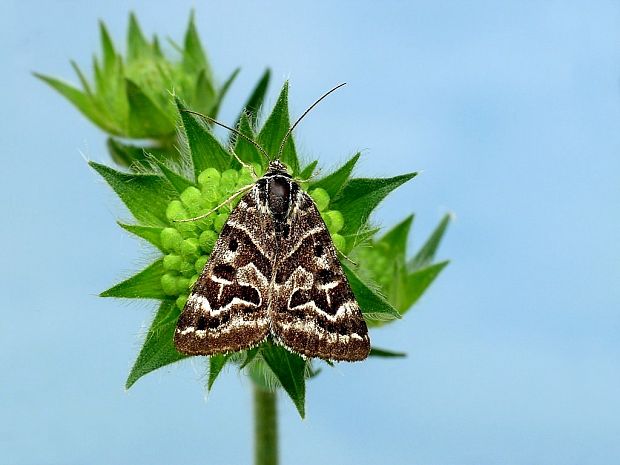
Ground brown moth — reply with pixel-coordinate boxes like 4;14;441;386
174;85;370;361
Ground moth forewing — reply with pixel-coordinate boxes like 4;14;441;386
269;185;370;361
174;182;273;355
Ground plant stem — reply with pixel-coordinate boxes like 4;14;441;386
253;385;278;465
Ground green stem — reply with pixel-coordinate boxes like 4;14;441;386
253;385;278;465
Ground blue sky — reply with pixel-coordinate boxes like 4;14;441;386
1;1;619;464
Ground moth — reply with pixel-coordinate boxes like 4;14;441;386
174;85;370;361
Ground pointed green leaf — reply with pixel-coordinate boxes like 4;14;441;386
106;138;146;168
342;262;401;321
127;13;151;63
98;20;117;74
234;112;264;166
208;354;231;390
34;73;116;134
70;60;92;95
239;347;260;369
377;215;413;265
210;67;240;118
92;55;105;94
246;359;277;391
126;79;175;137
409;214;451;271
331;173;417;236
156;162;195;193
118;223;164;250
311;153;360;198
372;216;415;305
194;69;216;115
183;11;211;78
90;51;127;127
177;98;231;177
106;139;178;170
400;261;449;313
307;366;322;379
344;227;380;253
261;342;306;418
299;160;318;180
369;347;407;358
258;82;299;174
100;258;166;299
89;161;176;226
236;68;271;127
126;300;187;388
152;35;163;57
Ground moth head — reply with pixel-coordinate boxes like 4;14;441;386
266;160;289;175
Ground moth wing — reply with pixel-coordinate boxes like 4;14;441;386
174;185;275;355
270;188;370;361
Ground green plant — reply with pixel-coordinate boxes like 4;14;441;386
92;82;449;463
38;13;450;465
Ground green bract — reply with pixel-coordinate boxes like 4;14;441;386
35;11;270;169
93;82;449;418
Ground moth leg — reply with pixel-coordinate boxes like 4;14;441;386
229;148;259;180
173;185;253;223
337;250;357;267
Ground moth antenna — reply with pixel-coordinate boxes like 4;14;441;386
276;82;347;160
181;109;271;162
173;185;253;223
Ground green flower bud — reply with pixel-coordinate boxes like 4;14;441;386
175;221;197;239
324;210;344;233
180;259;195;278
160;227;183;253
309;188;330;212
201;184;220;203
166;200;188;221
331;233;346;252
194;216;214;232
161;273;178;296
180;237;199;258
195;255;209;273
163;254;183;271
198;168;221;187
214;213;228;233
321;211;333;230
189;274;199;289
180;186;203;213
219;169;238;194
236;168;254;188
199;230;218;253
176;295;188;310
221;168;239;184
176;277;190;293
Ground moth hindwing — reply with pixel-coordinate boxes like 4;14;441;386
174;160;370;361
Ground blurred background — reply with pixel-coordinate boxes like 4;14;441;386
2;1;619;464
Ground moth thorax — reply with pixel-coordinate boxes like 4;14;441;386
268;176;291;217
267;160;288;173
